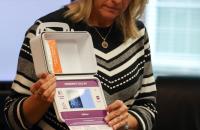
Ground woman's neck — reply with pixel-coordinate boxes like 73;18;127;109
89;12;114;28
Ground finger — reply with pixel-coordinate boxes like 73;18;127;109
108;112;129;127
30;80;42;94
30;73;50;94
105;104;128;122
43;73;55;82
39;73;49;79
112;116;128;130
42;82;56;101
47;89;56;103
107;100;123;112
37;74;55;95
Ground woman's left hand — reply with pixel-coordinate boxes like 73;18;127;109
105;100;129;130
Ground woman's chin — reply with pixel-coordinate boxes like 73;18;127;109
100;13;118;22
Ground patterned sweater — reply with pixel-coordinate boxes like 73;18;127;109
4;7;157;130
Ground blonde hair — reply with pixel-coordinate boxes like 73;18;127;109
65;0;148;40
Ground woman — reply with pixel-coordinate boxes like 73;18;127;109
4;0;157;130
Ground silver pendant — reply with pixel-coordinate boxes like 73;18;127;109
101;41;108;48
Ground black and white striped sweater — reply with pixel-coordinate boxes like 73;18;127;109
4;7;157;130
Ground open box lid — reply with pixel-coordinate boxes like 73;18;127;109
40;31;97;75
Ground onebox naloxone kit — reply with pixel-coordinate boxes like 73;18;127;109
30;23;112;130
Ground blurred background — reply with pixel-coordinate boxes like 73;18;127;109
0;0;69;81
0;0;200;81
0;0;200;130
145;0;200;76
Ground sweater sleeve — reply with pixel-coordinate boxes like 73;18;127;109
128;28;157;130
3;21;41;130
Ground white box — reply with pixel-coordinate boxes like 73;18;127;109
30;31;112;130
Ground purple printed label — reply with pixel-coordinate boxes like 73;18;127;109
65;117;107;126
61;110;107;119
62;110;107;126
56;79;98;88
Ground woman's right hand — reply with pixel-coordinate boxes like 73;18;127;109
30;73;56;103
22;73;56;126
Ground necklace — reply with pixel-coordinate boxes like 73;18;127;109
93;25;113;49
